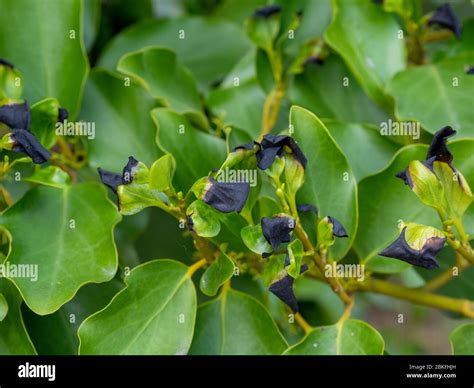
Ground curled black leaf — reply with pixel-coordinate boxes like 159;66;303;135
10;129;51;164
296;203;318;214
327;216;348;238
0;58;14;68
0;101;30;130
97;168;122;193
261;215;295;251
253;4;282;18
426;126;456;166
427;3;461;38
379;227;445;269
122;156;139;184
58;107;69;123
203;177;250;213
269;258;308;313
256;134;307;170
231;141;260;153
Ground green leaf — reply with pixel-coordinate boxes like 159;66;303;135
366;257;411;274
200;252;235;296
407;160;446;212
245;10;281;52
78;259;197;355
317;217;335;247
0;183;121;315
117;182;165;216
354;144;436;267
387;54;474;136
98;17;251;87
284;319;384;355
149;154;176;194
117;47;207;128
24;166;70;189
80;69;161;172
0;0;89;118
29;98;61;149
450;324;474;355
0;280;36;354
189;288;288;355
83;0;101;52
22;279;124;355
186;200;221;238
0;292;7;321
241;224;271;255
207;78;265;138
152;108;226;192
287;239;304;279
290;106;358;259
325;0;406;109
289;55;389;125
0;61;22;100
323;121;400;181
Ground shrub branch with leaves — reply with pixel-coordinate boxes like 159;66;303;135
0;0;473;355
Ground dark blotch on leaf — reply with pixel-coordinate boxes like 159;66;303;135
0;58;14;68
0;101;30;130
97;168;122;193
122;156;139;184
327;216;348;238
269;259;308;313
256;134;307;170
203;177;250;213
261;215;295;251
379;227;445;269
57;107;69;123
297;203;318;214
11;129;51;164
253;4;282;18
427;3;461;38
426;126;456;166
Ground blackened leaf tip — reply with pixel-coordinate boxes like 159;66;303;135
261;215;295;251
426;126;456;165
269;275;299;313
328;216;348;238
58;107;69;123
0;58;14;68
0;101;31;130
428;3;462;38
203;177;250;214
122;156;139;184
296;203;318;215
98;167;122;193
395;168;413;188
11;129;50;164
253;4;282;18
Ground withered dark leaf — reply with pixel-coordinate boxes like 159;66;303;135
203;177;250;213
0;101;30;130
231;141;259;153
10;129;51;164
58;107;69;123
253;4;282;18
379;227;445;269
427;3;462;38
97;168;122;193
327;216;348;238
256;134;307;170
296;203;318;214
122;156;139;184
261;215;295;251
426;126;456;166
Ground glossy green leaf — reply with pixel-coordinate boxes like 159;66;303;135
289;55;389;125
117;182;165;216
450;323;474;355
0;61;22;100
325;0;406;109
30;98;61;149
290;106;358;259
0;280;36;355
287;239;304;279
189;288;288;355
81;69;161;172
152;108;226;192
149;153;176;194
284;319;384;355
0;292;7;321
24;166;70;189
117;47;207;128
78;259;197;355
98;17;251;87
241;224;271;255
387;54;474;136
207;78;265;138
186;200;221;238
200;252;235;296
0;183;121;315
0;0;89;118
323;121;400;181
22;279;124;355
